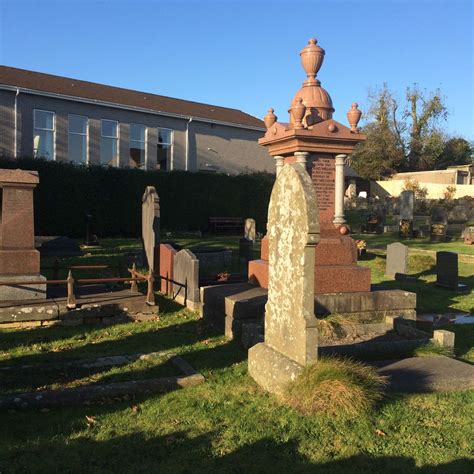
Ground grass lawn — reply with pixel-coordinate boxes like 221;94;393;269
1;237;472;472
1;303;473;473
352;232;474;255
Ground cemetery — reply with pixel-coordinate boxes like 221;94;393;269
0;37;473;473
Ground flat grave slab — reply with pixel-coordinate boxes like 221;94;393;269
371;356;474;392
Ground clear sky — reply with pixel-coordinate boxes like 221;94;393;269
0;0;472;139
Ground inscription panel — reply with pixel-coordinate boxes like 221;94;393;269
311;156;335;225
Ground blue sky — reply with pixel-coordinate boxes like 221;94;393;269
0;0;472;139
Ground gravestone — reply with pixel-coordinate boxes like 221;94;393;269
464;227;474;245
430;207;448;242
142;186;160;274
248;163;320;395
385;242;408;278
244;218;256;243
399;191;414;239
0;169;46;300
84;212;100;247
435;251;467;292
173;249;200;310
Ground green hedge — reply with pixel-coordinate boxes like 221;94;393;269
0;158;274;237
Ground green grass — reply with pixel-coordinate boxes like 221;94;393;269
353;232;474;255
0;308;473;473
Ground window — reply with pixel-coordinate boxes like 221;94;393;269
100;120;119;166
68;114;88;164
33;110;55;160
129;124;146;168
156;128;173;170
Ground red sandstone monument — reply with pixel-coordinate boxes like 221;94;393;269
0;169;46;300
249;38;370;294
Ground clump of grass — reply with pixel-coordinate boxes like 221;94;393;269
414;342;454;358
283;356;388;418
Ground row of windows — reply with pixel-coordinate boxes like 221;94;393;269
33;110;173;170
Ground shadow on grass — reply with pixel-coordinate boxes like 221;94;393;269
1;428;471;473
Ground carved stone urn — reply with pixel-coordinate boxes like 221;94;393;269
263;108;277;129
300;38;325;86
347;103;362;132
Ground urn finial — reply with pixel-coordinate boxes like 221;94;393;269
300;37;325;86
263;108;277;129
291;98;306;129
347;103;362;132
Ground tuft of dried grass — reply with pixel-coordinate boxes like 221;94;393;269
283;356;388;418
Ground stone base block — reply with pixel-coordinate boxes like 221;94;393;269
248;342;304;396
0;274;46;301
0;250;40;274
248;259;269;288
314;236;357;266
315;265;371;294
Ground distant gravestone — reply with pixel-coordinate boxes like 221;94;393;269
430;207;448;242
173;249;200;310
244;218;256;243
248;163;320;395
386;242;408;278
399;191;414;239
464;227;474;245
435;251;467;292
142;186;160;273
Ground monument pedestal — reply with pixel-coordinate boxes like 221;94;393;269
248;343;304;395
0;274;47;301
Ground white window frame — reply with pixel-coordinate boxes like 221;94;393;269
156;127;174;170
68;114;89;165
33;109;56;160
100;119;120;167
130;123;147;169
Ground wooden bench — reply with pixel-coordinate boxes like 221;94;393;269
208;217;243;234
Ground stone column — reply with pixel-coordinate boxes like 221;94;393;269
295;151;310;174
274;156;284;176
333;154;347;225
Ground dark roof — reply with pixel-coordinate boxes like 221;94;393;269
0;65;264;129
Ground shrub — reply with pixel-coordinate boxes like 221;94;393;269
443;185;457;200
283;356;387;418
0;157;274;237
403;178;428;200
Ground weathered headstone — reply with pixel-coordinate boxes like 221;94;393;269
0;169;46;300
173;249;200;310
435;251;466;292
399;191;414;239
244;218;256;243
464;227;474;245
248;163;320;395
385;242;408;278
142;186;160;274
430;207;448;242
159;243;177;295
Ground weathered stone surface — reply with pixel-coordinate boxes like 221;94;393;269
173;249;200;310
244;218;256;243
373;356;474;392
142;186;160;273
241;321;264;349
432;329;455;348
0;274;47;301
385;242;408;278
399;190;414;221
159;243;177;295
249;163;320;394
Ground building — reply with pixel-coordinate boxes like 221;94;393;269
0;66;274;174
389;165;474;185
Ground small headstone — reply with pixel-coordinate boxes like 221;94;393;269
248;163;320;395
435;251;467;292
464;227;474;245
399;191;414;239
141;186;160;273
364;213;383;234
386;242;408;278
430;207;448;242
244;218;256;243
84;212;100;247
173;249;200;310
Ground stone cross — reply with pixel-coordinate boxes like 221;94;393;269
248;163;320;394
141;186;160;274
244;218;256;243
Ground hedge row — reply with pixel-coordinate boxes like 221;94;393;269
0;158;274;237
